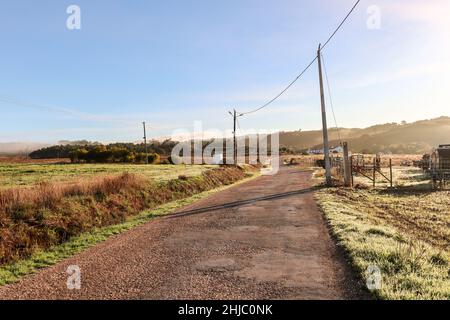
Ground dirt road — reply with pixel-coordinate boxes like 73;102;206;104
0;166;368;300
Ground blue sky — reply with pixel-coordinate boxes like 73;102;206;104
0;0;449;143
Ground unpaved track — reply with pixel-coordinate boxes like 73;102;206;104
0;166;368;300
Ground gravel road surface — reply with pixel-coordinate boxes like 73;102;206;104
0;166;369;300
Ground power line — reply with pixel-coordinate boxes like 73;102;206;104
321;0;361;51
321;52;342;145
236;117;243;136
238;58;317;115
0;96;82;118
0;95;151;127
237;0;361;115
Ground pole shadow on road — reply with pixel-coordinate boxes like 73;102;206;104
165;187;317;219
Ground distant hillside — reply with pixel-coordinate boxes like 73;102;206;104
280;117;450;154
5;117;450;157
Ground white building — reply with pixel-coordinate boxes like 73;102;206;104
308;146;343;155
330;146;344;153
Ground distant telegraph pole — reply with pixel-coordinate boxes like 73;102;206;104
233;110;237;164
317;44;332;186
142;121;148;164
229;109;243;165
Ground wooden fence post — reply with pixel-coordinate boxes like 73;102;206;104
350;156;354;187
373;158;376;187
389;158;393;188
343;142;351;187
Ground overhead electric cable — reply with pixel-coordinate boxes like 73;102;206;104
321;52;342;144
237;0;361;115
236;117;243;136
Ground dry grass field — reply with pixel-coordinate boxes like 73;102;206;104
0;162;216;189
315;164;449;300
0;161;256;269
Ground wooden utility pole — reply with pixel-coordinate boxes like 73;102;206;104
343;142;351;187
229;109;242;165
142;122;148;164
233;110;237;164
256;133;260;164
317;44;332;186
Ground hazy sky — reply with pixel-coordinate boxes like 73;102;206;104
0;0;449;143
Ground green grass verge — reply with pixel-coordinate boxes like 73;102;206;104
0;173;258;286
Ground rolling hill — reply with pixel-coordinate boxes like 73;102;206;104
280;116;450;154
3;117;449;157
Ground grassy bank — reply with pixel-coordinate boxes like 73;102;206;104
0;173;258;286
0;165;255;266
316;168;449;300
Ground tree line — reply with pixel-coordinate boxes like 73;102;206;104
68;146;160;164
29;140;179;164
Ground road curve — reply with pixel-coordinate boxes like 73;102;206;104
0;166;369;300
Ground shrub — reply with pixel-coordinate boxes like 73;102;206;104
69;147;161;164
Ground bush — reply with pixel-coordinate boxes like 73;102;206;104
30;140;178;159
69;147;160;164
149;153;160;164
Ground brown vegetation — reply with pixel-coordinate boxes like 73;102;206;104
0;166;251;265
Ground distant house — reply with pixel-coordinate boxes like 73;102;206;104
308;148;324;155
213;153;223;164
330;146;344;153
308;146;343;155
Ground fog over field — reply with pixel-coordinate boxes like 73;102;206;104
0;142;50;155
